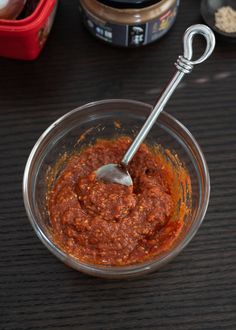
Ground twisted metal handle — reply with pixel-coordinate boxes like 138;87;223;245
121;24;215;166
175;24;216;74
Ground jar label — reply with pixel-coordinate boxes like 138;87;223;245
79;1;179;47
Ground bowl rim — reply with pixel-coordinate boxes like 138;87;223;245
23;99;210;278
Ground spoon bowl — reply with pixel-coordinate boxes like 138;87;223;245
96;163;132;186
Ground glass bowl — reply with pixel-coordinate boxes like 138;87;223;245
23;99;210;279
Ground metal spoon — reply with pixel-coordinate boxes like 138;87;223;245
96;24;216;186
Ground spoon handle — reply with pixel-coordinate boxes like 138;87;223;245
121;24;215;167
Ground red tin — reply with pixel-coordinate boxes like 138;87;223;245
0;0;58;60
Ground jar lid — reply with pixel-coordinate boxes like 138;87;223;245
97;0;161;9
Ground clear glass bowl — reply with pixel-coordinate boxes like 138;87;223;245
23;99;210;279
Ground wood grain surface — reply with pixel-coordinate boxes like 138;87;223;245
0;0;236;329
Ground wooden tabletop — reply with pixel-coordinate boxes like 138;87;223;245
1;1;236;329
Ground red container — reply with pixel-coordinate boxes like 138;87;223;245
0;0;58;60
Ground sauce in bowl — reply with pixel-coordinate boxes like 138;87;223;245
48;136;191;266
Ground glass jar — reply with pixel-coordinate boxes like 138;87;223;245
79;0;180;47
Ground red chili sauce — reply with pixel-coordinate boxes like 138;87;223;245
48;137;190;266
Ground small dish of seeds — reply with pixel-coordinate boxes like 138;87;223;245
201;0;236;42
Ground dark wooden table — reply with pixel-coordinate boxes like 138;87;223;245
1;1;236;329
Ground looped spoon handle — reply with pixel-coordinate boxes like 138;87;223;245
121;24;215;166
